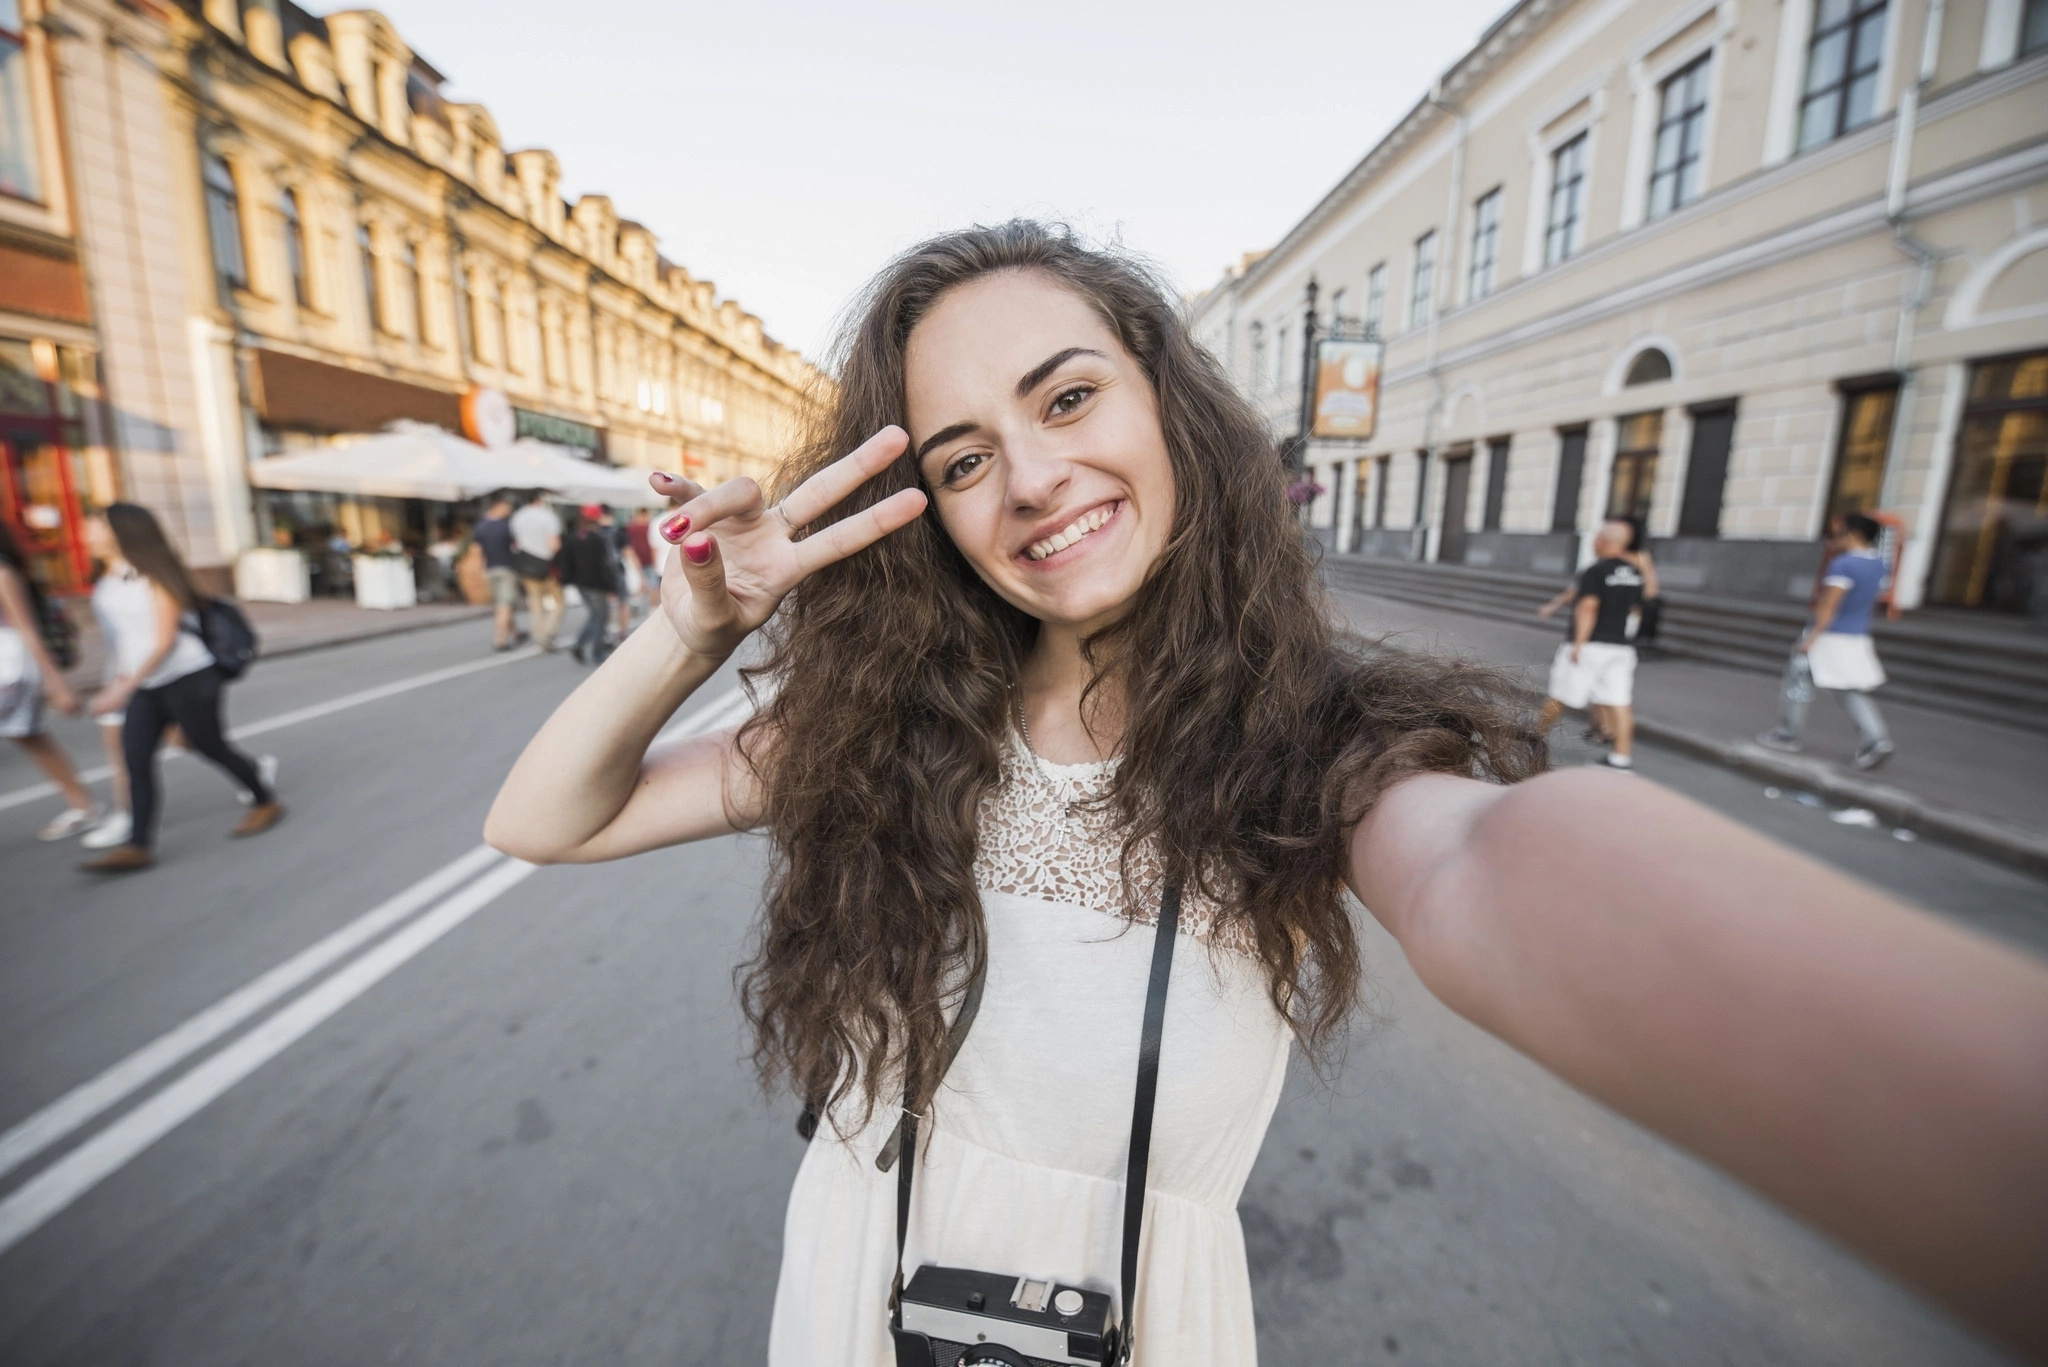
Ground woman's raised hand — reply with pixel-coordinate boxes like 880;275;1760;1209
650;426;926;660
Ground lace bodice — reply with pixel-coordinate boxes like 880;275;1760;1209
973;729;1241;949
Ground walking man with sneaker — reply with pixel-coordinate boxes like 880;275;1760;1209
1759;512;1895;771
1537;519;1645;771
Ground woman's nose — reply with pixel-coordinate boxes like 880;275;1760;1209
1003;437;1072;512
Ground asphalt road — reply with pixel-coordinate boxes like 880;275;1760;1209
1;612;2037;1366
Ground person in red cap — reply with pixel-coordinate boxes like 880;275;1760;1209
560;504;625;665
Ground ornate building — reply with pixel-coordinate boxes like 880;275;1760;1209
1194;0;2048;616
14;0;821;585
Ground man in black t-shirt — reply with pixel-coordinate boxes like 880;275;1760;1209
1538;520;1645;770
470;496;521;652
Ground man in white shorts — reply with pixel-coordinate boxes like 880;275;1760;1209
1537;519;1645;771
1758;512;1894;770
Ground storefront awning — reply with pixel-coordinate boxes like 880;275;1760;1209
247;424;666;507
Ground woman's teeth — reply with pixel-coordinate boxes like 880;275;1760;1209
1026;505;1115;562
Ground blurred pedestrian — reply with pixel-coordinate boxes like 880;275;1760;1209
80;503;282;874
510;491;564;651
0;521;99;839
1758;511;1894;770
561;504;624;665
1536;517;1659;742
471;495;524;651
1537;518;1645;770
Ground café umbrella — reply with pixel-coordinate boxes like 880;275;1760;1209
246;423;668;508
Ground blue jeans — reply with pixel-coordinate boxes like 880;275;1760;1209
576;592;614;660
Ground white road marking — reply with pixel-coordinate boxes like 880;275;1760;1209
0;844;505;1184
0;647;540;814
0;856;537;1256
0;683;754;1253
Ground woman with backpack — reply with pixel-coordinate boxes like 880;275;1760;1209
81;503;281;874
0;521;101;840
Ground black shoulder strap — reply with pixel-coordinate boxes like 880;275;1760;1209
1117;881;1179;1362
887;883;1180;1359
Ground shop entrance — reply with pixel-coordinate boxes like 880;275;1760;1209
0;338;104;596
1930;352;2048;615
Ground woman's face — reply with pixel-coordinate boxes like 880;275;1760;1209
904;271;1174;634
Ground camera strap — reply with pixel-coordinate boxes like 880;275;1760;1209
888;881;1182;1365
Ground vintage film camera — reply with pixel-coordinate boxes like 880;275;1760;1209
896;1266;1115;1365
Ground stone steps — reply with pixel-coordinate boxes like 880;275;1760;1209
1320;553;2048;733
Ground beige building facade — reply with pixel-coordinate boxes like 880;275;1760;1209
1193;0;2048;614
12;0;819;586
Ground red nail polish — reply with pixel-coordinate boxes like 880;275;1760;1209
683;536;713;565
660;514;690;543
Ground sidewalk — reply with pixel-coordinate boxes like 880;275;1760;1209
1327;585;2048;876
61;598;492;685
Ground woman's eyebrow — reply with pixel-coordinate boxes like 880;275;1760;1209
1014;347;1105;398
915;421;980;462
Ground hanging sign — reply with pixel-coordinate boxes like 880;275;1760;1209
461;385;516;449
1310;337;1382;441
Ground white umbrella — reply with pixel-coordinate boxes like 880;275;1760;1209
248;424;517;502
502;439;668;508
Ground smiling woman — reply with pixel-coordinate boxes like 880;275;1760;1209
487;222;2048;1365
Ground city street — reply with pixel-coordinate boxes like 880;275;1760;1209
0;612;2036;1365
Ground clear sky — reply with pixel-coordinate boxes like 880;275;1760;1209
345;1;1510;359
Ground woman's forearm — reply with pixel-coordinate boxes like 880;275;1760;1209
484;613;729;862
1351;770;2048;1356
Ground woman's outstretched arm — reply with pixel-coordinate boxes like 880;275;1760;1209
1348;768;2048;1357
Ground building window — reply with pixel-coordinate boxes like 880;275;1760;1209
202;150;247;295
1482;435;1511;530
1552;426;1588;532
1545;133;1588;265
499;286;517;371
1825;382;1898;523
452;258;474;362
1648;53;1713;219
1275;324;1290;391
1799;0;1888;150
0;0;41;202
1624;347;1674;386
280;188;308;307
1930;353;2048;610
1608;411;1664;522
1678;400;1739;536
1249;324;1265;390
1410;231;1436;330
1329;287;1348;326
357;222;382;333
1467;188;1502;301
1364;264;1387;338
2024;0;2048;56
1372;454;1391;528
402;240;426;342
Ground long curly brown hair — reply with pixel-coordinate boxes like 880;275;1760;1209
738;221;1543;1131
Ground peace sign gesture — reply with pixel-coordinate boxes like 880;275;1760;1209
649;426;926;660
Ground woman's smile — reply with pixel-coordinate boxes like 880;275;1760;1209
1019;498;1123;566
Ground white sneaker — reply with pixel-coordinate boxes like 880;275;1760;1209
239;754;280;805
38;805;101;841
81;809;133;850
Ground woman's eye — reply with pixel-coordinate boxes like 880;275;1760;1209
1050;385;1094;416
941;451;988;486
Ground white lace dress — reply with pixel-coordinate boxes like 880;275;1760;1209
767;730;1294;1364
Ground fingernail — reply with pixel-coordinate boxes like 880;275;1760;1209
660;514;690;543
653;471;675;483
683;536;713;565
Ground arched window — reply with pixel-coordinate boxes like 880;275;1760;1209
1624;347;1673;386
202;150;246;294
358;221;382;333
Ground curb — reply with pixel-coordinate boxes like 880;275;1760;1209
1627;715;2048;880
1338;627;2048;881
252;606;495;662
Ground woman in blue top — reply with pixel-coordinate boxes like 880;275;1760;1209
1759;512;1894;769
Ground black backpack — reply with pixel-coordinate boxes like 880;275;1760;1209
193;597;259;679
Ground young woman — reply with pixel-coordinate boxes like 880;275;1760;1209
0;521;99;840
489;224;2048;1363
81;503;282;873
